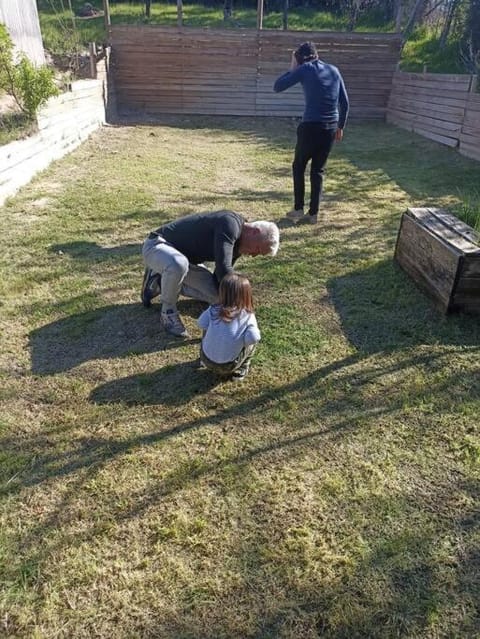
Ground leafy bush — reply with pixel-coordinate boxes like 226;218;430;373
12;57;60;119
0;24;59;120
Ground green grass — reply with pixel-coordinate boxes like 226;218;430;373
37;0;395;54
400;26;468;73
0;111;37;146
0;118;479;637
37;1;474;75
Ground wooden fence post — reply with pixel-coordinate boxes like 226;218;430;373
103;0;111;34
89;42;97;78
177;0;183;27
282;0;288;30
257;0;264;30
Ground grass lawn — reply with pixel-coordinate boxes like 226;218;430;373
0;117;479;638
36;2;473;81
37;1;396;55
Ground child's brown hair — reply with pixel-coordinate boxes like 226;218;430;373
218;273;254;322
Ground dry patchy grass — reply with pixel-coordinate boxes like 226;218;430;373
0;118;479;639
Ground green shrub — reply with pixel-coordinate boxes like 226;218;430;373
12;57;59;119
0;24;59;120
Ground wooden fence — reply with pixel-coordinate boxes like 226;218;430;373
0;58;108;206
110;26;402;120
387;71;480;162
460;91;480;162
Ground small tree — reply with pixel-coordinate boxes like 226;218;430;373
0;24;59;120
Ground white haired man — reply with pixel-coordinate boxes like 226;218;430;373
141;210;280;337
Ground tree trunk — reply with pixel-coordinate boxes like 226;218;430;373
177;0;183;27
394;0;403;32
439;0;460;49
402;0;427;44
145;0;151;18
257;0;264;30
469;0;480;53
282;0;288;30
347;0;361;32
223;0;233;20
462;0;480;75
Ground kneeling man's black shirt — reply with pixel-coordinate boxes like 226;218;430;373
156;210;244;284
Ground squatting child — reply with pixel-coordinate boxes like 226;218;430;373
197;273;260;381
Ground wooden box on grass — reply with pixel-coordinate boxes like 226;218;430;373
395;207;480;314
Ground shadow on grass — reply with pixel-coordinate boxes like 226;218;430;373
29;302;200;375
5;119;480;636
6;318;480;636
50;241;141;261
90;360;222;406
327;258;480;353
341;122;480;208
1;352;479;635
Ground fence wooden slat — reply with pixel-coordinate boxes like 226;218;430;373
387;70;480;158
110;25;401;118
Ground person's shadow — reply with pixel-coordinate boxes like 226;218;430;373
50;241;141;262
29;300;206;376
90;359;223;406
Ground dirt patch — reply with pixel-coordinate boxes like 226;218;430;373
0;94;18;115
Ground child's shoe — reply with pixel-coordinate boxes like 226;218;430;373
231;361;251;381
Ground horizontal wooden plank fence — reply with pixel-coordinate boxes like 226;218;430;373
387;71;480;162
110;26;402;120
460;92;480;162
0;69;107;205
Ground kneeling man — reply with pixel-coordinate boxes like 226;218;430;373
141;210;280;337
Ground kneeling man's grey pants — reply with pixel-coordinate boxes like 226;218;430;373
142;234;219;307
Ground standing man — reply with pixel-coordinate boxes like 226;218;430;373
274;41;349;225
141;210;280;337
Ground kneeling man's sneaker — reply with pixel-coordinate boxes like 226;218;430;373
307;214;318;225
286;208;304;223
161;309;189;338
141;268;161;307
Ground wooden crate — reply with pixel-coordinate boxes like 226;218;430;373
394;207;480;314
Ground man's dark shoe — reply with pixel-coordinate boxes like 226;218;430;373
141;268;161;308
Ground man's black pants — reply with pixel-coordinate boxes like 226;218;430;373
292;122;336;216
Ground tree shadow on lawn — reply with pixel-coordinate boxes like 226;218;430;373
8;339;472;498
8;286;480;636
2;393;478;637
238;481;479;639
327;257;480;354
29;300;205;375
341;122;480;205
